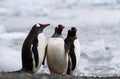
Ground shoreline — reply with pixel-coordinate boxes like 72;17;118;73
0;72;120;79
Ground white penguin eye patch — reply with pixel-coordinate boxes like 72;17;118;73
36;24;40;27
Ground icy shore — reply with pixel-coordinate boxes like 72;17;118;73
0;0;120;77
1;72;120;79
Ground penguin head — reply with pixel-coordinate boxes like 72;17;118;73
66;27;77;37
32;23;50;33
70;27;77;37
58;24;64;29
71;27;77;32
55;24;64;34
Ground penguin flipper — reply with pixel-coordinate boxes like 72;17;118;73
32;36;39;68
64;43;69;53
67;55;72;75
70;43;76;71
42;45;47;65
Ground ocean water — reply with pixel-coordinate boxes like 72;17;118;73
0;0;120;77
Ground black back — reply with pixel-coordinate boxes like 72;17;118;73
22;23;49;72
65;27;77;74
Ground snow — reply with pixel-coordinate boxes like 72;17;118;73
0;24;7;34
0;0;120;77
48;9;75;20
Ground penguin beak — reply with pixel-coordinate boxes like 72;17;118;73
61;25;64;29
42;24;50;27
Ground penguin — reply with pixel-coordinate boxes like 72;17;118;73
46;24;69;74
65;27;80;75
21;23;50;73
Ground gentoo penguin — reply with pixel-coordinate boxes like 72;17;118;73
65;27;80;75
22;23;50;73
46;24;69;74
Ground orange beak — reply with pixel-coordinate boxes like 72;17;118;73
61;25;64;29
42;24;50;27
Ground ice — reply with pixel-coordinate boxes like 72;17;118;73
48;9;75;19
0;32;26;72
110;49;120;64
0;24;7;34
0;0;120;16
63;0;79;8
15;0;53;16
76;0;117;6
0;32;26;40
0;46;21;72
37;63;50;74
0;0;19;16
75;39;113;76
81;39;112;63
0;8;10;16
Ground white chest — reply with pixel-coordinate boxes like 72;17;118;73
47;38;65;58
47;38;68;73
74;39;80;67
37;33;46;57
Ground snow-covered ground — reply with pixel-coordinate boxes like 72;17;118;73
0;0;120;77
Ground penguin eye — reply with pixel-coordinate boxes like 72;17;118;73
36;24;40;27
